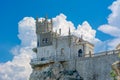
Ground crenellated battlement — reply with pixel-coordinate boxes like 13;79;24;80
36;16;53;34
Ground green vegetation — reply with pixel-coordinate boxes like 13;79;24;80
110;70;117;80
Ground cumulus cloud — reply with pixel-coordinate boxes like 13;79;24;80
53;13;75;36
107;38;120;49
73;21;96;42
108;0;120;27
98;24;120;37
18;17;36;47
0;17;36;80
73;21;104;52
98;0;120;49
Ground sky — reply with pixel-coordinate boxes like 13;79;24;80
0;0;120;80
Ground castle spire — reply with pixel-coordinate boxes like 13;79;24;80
81;34;83;40
45;14;48;20
51;18;53;23
59;28;61;35
36;16;38;23
51;18;53;25
68;27;71;47
50;18;53;32
45;14;48;32
55;30;57;36
69;27;71;36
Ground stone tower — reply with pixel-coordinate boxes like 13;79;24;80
35;16;55;59
36;16;53;47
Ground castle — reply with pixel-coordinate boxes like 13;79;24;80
29;16;120;80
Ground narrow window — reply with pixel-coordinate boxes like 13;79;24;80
78;49;82;57
45;38;48;43
42;39;45;44
61;48;64;56
89;51;92;57
37;41;39;47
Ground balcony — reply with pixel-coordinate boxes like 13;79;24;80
30;55;69;66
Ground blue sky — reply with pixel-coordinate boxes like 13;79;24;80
0;0;116;62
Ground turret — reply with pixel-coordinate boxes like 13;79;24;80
36;16;53;47
36;16;53;34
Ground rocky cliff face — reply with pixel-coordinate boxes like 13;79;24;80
29;62;82;80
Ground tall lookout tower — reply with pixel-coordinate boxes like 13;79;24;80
29;16;95;80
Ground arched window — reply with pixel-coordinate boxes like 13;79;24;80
78;49;82;57
61;48;64;56
42;38;49;44
45;38;48;43
37;41;39;47
89;51;92;57
42;39;45;43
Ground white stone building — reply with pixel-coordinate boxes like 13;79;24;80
34;16;94;60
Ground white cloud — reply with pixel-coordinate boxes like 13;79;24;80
18;17;36;47
107;38;120;50
0;17;36;80
73;21;104;52
98;24;120;37
98;0;120;49
73;21;96;42
108;0;120;27
53;13;75;36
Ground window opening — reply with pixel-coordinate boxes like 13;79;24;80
78;49;82;57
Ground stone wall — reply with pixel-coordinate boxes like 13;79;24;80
76;53;119;80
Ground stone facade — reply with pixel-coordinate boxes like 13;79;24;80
116;44;120;50
29;17;120;80
35;17;94;59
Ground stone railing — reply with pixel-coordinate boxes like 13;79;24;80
30;49;120;66
94;49;120;57
75;49;120;58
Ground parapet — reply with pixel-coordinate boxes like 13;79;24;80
36;17;53;34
